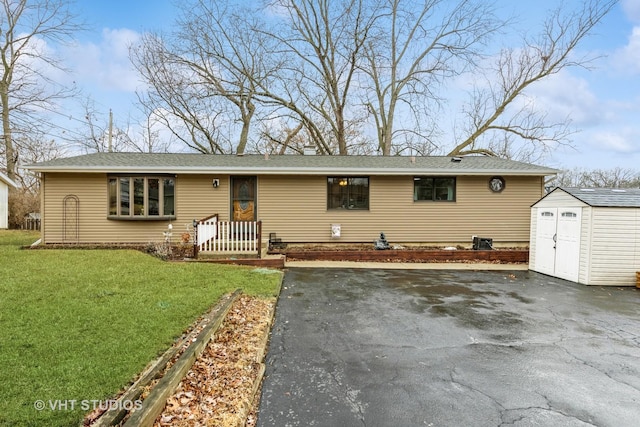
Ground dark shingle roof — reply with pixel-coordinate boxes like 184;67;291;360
26;152;558;176
561;187;640;208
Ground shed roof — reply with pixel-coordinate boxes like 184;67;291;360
0;171;17;188
546;187;640;208
25;152;558;176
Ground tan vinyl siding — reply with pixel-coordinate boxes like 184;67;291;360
43;173;165;243
259;175;543;245
174;174;231;223
41;173;232;244
587;208;640;286
42;172;543;245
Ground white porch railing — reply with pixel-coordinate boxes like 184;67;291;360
196;214;262;258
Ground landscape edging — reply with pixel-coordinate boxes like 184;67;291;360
92;290;242;427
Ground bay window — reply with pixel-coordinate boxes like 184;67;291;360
108;176;175;219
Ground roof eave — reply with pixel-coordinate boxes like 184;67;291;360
0;173;18;188
25;165;558;176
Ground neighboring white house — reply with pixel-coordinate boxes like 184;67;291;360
530;187;640;286
0;172;17;229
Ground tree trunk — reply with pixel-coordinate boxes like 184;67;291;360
1;85;16;182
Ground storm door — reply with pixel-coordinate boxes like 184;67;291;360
231;176;257;221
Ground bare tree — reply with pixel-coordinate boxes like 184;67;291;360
258;122;306;155
130;0;616;159
133;110;171;153
449;0;616;159
73;96;172;154
0;0;84;181
7;131;64;228
76;98;118;153
132;33;228;154
553;167;640;188
257;0;377;155
362;0;498;156
131;1;280;154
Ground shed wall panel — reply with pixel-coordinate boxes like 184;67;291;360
578;207;593;285
587;208;640;286
534;191;588;208
529;209;537;268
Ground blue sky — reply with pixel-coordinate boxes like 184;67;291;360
54;0;640;171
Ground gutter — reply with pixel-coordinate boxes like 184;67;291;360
24;166;559;177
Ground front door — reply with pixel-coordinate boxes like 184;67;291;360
231;176;257;221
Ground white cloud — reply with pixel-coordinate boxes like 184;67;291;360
590;128;639;154
611;26;640;75
526;70;602;126
65;28;143;92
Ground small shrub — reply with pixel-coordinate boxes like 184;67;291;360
144;242;171;260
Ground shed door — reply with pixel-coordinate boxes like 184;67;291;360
534;207;581;282
534;208;558;275
554;209;581;282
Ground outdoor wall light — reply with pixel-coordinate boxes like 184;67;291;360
212;179;220;188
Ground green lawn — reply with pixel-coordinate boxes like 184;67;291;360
0;230;282;426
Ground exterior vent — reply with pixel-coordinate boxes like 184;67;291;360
451;156;463;162
303;145;316;155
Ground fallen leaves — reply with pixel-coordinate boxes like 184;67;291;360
154;296;275;427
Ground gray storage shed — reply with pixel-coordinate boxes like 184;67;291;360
530;187;640;286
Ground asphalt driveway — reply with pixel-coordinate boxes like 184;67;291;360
257;268;640;427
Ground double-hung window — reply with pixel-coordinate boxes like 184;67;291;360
108;176;175;219
327;177;369;210
414;177;456;201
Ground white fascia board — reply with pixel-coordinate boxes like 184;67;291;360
0;172;18;188
26;165;558;176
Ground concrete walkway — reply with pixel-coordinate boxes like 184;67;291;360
284;259;530;270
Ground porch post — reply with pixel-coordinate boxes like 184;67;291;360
256;221;262;259
193;219;199;259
